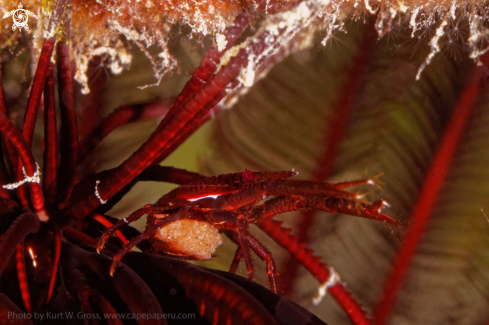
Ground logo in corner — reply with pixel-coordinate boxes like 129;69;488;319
3;3;37;32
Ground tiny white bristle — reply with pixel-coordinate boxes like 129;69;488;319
382;200;391;207
215;33;228;51
94;180;107;204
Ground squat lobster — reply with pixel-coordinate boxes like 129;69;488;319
96;170;395;292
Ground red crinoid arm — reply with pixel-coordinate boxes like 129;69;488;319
15;242;32;313
15;37;55;211
78;100;172;161
15;37;55;210
0;73;12;199
146;12;250;166
147;14;251;165
68;166;205;216
45;222;61;306
22;37;56;148
63;227;98;247
125;252;280;325
78;295;96;322
78;58;106;138
77;98;211;173
56;41;78;202
59;48;251;229
92;212;128;245
75;286;124;325
0;210;41;277
62;243;166;324
134;166;205;185
17;37;56;210
0;70;18;181
155;13;250;129
71;165;204;201
43;63;58;206
0;148;12;200
372;65;484;325
151;94;225;165
153;105;217;166
0;113;46;218
256;218;370;325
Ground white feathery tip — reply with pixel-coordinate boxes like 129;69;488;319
382;200;391;207
95;180;107;204
313;267;344;306
2;163;41;190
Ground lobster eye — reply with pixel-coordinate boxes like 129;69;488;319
242;170;254;182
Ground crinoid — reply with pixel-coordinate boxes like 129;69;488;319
0;1;399;325
6;0;489;324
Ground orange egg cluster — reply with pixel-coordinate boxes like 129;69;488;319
154;219;223;260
